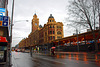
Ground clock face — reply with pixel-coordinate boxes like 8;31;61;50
35;23;37;25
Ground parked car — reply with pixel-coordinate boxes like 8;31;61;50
17;49;20;52
24;49;30;53
21;49;25;52
15;49;20;52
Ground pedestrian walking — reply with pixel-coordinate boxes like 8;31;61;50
30;48;32;57
37;47;39;53
88;45;92;52
50;47;55;56
34;48;36;53
30;51;32;57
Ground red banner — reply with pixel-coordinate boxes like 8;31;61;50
0;36;8;42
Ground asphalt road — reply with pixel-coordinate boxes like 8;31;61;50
12;51;100;67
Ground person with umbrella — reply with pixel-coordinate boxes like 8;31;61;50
50;47;55;55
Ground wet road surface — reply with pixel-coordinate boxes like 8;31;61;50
12;52;34;67
12;51;100;67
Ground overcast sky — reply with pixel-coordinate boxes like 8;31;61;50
8;0;76;47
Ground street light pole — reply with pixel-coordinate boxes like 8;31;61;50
67;24;79;52
58;41;59;51
76;29;79;52
13;20;29;24
9;0;14;66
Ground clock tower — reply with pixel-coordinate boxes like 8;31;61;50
32;13;39;32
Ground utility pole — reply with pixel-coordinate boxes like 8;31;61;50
67;24;79;52
76;29;79;52
9;0;14;66
99;13;100;29
58;41;59;51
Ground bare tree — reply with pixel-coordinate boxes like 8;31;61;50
67;0;100;52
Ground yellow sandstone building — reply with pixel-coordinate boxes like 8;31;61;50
19;14;64;50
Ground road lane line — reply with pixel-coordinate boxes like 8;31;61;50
12;53;19;67
32;57;66;65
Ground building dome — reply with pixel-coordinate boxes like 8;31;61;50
34;13;37;15
39;25;42;28
47;14;56;23
49;14;54;18
33;13;37;18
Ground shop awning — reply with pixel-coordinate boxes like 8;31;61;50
0;36;8;42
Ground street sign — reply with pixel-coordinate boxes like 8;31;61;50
0;16;3;26
0;8;5;13
2;16;8;26
0;13;3;16
2;21;8;26
0;16;8;27
0;16;3;21
0;21;2;26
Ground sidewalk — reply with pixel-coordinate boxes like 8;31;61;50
34;51;100;55
55;51;100;55
32;51;100;62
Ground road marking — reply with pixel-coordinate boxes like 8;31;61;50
33;57;66;65
12;55;19;67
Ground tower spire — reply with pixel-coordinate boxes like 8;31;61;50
34;10;37;15
32;13;39;32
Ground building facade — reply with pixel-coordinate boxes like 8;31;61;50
19;14;64;49
0;0;10;67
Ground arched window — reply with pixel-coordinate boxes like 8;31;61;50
50;31;52;34
57;26;58;28
57;26;61;29
57;31;61;35
53;31;55;34
50;20;51;22
50;36;52;40
53;25;54;28
50;25;52;28
57;36;62;39
53;36;55;40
